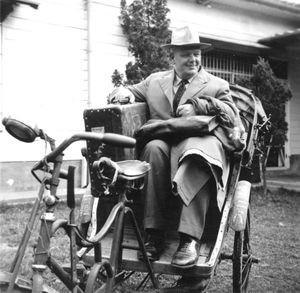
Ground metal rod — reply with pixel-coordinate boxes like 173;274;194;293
7;182;45;293
126;207;159;289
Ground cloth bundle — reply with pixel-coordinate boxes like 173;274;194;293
135;97;246;153
135;115;218;146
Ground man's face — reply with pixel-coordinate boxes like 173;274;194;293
173;48;201;79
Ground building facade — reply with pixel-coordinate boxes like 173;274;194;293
0;0;299;195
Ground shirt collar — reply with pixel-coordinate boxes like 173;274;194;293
173;72;196;86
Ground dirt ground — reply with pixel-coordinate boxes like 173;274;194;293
0;187;299;292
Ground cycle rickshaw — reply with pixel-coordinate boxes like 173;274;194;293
0;84;268;293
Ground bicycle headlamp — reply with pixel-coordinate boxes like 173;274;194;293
2;117;39;143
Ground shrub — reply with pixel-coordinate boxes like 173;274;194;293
237;57;292;150
112;0;171;86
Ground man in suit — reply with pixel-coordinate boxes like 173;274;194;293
110;26;243;268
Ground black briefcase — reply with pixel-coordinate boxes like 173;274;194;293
83;102;149;196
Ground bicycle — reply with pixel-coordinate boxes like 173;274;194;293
0;117;156;293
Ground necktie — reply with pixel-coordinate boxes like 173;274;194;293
173;79;189;115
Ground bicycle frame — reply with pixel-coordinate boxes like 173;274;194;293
7;138;84;293
30;155;82;293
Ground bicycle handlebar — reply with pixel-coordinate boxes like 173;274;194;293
32;132;136;171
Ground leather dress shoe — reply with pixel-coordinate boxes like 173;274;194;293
171;233;200;268
138;229;165;262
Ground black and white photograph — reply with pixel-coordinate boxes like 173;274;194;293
0;0;299;292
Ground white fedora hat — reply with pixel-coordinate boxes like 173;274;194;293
162;26;211;50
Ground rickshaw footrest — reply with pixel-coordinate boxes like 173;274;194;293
220;253;233;260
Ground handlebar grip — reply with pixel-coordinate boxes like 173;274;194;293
67;165;76;209
102;133;135;148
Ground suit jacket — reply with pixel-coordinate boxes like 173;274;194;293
128;68;241;210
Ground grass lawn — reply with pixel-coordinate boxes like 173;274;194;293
0;187;299;292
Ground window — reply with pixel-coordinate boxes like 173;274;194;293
202;50;255;83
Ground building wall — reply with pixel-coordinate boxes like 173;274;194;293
0;0;88;163
88;0;133;107
288;53;300;171
168;0;300;48
0;160;82;193
0;0;88;192
0;23;3;128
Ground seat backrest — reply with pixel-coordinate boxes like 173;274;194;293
229;84;268;181
230;84;267;126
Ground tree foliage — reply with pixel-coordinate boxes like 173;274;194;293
237;57;292;146
112;0;171;86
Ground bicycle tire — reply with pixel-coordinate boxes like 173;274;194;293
232;208;252;293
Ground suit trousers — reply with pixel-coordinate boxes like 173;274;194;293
140;139;215;240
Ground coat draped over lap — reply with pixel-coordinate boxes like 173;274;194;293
128;68;244;211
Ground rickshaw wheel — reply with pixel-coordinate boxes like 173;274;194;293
232;208;252;293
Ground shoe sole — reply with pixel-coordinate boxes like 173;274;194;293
171;257;199;269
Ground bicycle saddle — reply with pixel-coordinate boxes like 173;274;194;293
116;160;151;179
93;157;151;181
